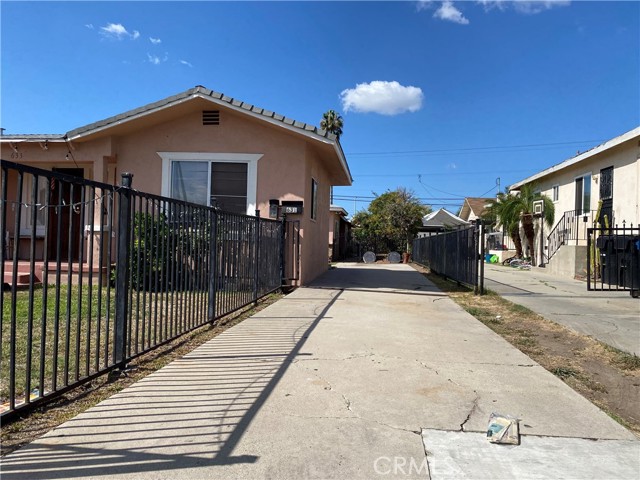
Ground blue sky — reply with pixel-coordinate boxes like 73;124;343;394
2;1;638;216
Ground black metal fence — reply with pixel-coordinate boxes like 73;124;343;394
1;160;285;420
412;225;481;291
587;224;640;297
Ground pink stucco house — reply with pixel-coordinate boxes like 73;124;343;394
329;205;352;261
1;86;352;285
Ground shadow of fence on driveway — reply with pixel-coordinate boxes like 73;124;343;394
2;290;343;479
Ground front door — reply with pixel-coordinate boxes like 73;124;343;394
48;168;84;262
599;166;613;227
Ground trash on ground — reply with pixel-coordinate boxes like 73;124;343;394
487;412;520;445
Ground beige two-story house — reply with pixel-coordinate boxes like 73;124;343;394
508;126;639;278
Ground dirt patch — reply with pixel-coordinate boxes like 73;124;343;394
0;293;284;456
411;263;640;436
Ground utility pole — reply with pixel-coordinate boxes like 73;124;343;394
539;212;545;267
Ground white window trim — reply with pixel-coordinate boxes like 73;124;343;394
551;184;559;203
310;177;318;221
574;172;592;212
20;175;48;236
158;152;262;215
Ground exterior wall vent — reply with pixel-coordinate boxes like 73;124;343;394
202;110;220;125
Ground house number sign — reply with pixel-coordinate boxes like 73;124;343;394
282;205;303;214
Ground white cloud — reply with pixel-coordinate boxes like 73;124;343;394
85;23;94;30
416;0;433;12
512;0;570;14
434;1;470;24
149;37;162;44
340;81;424;116
180;59;193;68
100;23;139;40
421;1;571;22
477;1;570;14
147;53;169;65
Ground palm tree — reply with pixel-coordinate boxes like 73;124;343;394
484;192;524;258
320;110;344;140
502;183;555;264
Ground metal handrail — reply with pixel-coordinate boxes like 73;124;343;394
547;210;597;261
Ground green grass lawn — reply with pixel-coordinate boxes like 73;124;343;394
2;284;116;403
2;284;245;405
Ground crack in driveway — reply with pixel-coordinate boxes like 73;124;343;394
460;390;480;432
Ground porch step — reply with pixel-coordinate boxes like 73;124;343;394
3;272;42;288
3;261;110;287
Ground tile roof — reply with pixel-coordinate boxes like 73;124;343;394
67;86;340;142
1;85;339;143
1;86;352;184
465;197;492;217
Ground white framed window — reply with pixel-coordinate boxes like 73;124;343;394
311;178;318;220
20;175;49;236
574;173;592;214
159;152;262;215
552;184;559;202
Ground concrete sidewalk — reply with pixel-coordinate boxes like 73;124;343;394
483;263;640;356
2;264;638;479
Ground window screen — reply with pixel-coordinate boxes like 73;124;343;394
171;161;208;205
210;162;248;214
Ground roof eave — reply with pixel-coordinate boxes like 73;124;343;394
65;90;197;141
509;126;640;191
64;87;353;185
0;135;65;142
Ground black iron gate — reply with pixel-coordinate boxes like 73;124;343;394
587;224;640;297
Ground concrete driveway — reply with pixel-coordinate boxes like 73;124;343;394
483;263;640;356
2;263;638;479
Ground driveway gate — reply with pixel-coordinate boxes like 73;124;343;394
587;224;640;297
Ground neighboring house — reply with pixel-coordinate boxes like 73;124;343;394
417;208;469;237
459;197;492;223
1;85;352;285
508;126;640;278
460;197;507;251
328;205;351;262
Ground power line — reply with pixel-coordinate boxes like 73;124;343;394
418;174;466;198
345;139;604;157
352;169;533;178
332;194;463;205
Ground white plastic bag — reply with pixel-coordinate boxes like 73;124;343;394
487;412;520;445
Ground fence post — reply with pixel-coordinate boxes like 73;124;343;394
254;210;261;303
587;227;592;291
208;209;218;321
476;219;485;295
114;172;133;367
280;213;287;285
